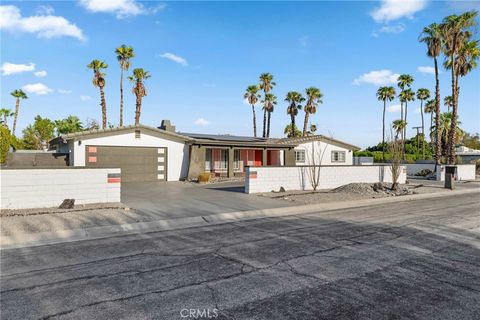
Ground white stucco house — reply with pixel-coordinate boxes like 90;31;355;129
48;121;360;183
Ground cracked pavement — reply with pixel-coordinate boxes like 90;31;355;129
1;193;480;319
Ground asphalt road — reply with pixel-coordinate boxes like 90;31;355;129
1;193;479;320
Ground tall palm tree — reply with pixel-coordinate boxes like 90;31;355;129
392;120;407;140
285;91;304;138
263;93;277;138
128;68;151;126
0;108;14;129
376;86;396;161
10;89;28;136
259;73;276;137
87;59;108;129
244;85;260;137
420;23;443;166
397;75;414;141
441;11;478;163
399;88;415;142
416;88;431;159
444;95;454;111
424;99;436;144
115;45;135;127
302;87;323;137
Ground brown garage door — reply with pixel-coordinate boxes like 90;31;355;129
85;146;167;182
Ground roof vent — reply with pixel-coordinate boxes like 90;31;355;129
159;120;176;133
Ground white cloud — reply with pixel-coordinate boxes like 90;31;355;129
370;0;427;23
417;66;435;74
22;83;53;95
157;52;188;66
80;95;91;101
0;5;85;40
0;62;35;75
36;5;55;16
353;69;400;86
58;89;72;94
194;118;210;126
79;0;164;19
387;104;401;113
34;70;47;77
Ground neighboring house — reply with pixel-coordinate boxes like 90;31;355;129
276;135;360;166
48;120;359;182
456;145;480;164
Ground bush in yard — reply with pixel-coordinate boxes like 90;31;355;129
0;126;11;164
198;172;211;183
415;169;432;177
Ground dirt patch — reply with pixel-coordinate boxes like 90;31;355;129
0;202;129;217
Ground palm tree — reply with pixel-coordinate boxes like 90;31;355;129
87;59;108;129
0;108;14;129
115;45;135;127
398;88;415;146
441;11;478;163
376;86;396;161
420;23;443;166
392;120;407;140
10;89;28;136
263;93;277;138
285;91;305;138
424;99;436;144
259;73;276;137
244;85;260;137
128;68;151;126
433;112;465;158
444;95;454;111
397;74;414;141
303;87;323;137
416;88;430;159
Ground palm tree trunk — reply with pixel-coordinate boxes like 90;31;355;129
267;111;271;137
291;113;296;137
302;111;310;137
99;86;107;129
434;57;441;166
382;100;386;162
420;100;425;160
400;102;404;141
447;55;457;164
136;96;142;126
262;106;267;138
403;102;408;160
120;68;124;127
251;104;257;137
12;98;19;136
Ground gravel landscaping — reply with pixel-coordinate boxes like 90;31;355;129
257;181;457;205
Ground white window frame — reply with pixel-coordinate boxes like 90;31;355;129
331;150;346;163
295;150;306;163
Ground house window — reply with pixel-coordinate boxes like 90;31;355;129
295;150;305;163
331;151;346;162
135;130;141;139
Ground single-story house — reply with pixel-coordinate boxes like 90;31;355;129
49;120;359;182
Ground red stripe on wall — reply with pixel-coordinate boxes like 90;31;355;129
107;178;121;183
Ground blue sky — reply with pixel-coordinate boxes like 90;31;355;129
1;0;479;148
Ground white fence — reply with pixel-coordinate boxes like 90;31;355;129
405;163;476;181
0;168;121;209
245;165;407;194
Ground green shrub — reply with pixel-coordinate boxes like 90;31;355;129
0;126;11;164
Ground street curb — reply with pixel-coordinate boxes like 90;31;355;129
1;188;479;250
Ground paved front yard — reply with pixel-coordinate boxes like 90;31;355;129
1;192;479;319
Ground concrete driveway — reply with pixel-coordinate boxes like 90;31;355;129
121;181;293;220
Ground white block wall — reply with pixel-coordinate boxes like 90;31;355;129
406;163;436;176
0;169;121;209
245;165;407;193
